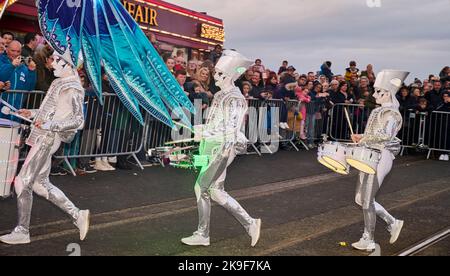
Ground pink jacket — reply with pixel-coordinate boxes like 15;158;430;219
295;87;311;119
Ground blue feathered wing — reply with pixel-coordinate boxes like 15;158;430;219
37;0;195;128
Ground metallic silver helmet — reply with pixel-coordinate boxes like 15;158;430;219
373;70;410;108
215;50;253;82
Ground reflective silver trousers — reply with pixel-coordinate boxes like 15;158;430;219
355;150;396;240
194;144;254;238
14;133;79;233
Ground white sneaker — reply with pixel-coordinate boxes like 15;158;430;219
439;154;446;161
445;155;449;161
249;219;262;247
94;160;115;171
102;161;116;171
181;233;210;246
0;227;31;245
94;160;109;171
389;219;404;244
352;233;376;252
75;210;90;241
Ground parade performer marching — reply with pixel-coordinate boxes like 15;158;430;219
0;53;90;245
181;50;262;247
350;70;409;251
0;0;197;245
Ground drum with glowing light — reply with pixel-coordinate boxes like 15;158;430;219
317;142;350;175
345;146;381;175
0;119;21;197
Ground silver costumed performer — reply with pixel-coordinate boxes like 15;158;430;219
0;53;90;245
181;50;262;247
351;70;409;251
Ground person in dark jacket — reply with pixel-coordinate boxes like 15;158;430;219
320;61;333;82
436;91;450;112
249;71;265;99
21;33;38;59
278;60;288;75
396;87;417;113
208;44;223;65
425;80;444;110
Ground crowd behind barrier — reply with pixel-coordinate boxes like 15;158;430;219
1;32;449;174
1;89;449;177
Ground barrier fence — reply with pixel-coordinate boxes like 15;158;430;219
0;90;449;176
426;111;450;159
54;93;145;175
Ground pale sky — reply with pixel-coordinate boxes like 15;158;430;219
165;0;450;82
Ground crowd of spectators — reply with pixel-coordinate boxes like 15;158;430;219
1;32;449;173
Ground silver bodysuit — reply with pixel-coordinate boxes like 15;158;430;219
193;87;256;238
356;106;403;241
13;75;85;234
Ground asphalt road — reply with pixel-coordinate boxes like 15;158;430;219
0;150;449;256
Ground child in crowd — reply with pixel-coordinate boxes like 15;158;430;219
242;81;253;99
295;86;311;140
190;81;209;110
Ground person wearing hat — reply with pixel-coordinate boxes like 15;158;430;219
181;50;261;247
0;52;90;245
320;61;333;82
286;65;296;77
350;70;409;252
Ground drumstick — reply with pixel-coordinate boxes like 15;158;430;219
165;138;195;145
1;106;33;123
0;99;18;112
165;146;195;155
343;107;355;136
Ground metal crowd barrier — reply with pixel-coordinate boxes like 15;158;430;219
244;98;261;155
304;101;333;146
328;103;370;142
284;99;306;151
1;91;145;175
4;90;447;177
55;93;145;175
141;98;305;157
245;98;304;154
143;116;173;152
398;109;429;155
426;111;450;159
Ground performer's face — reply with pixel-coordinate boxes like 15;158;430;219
373;87;392;105
52;55;74;78
214;70;228;89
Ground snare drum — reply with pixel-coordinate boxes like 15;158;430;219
0;119;21;198
345;146;381;175
317;141;350;175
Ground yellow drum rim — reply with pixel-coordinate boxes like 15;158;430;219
346;159;376;175
323;156;347;171
318;158;349;175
